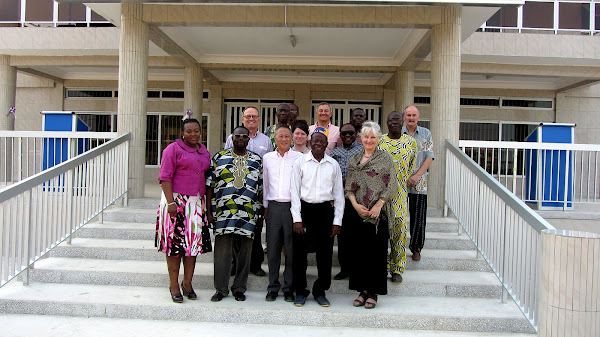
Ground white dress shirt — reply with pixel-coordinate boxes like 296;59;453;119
290;151;345;226
262;149;303;208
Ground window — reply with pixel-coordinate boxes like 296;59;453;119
66;90;113;98
146;115;159;165
522;2;554;29
26;0;53;21
460;122;500;141
559;2;590;30
596;3;600;31
486;7;518;27
502;99;553;108
0;0;20;21
414;96;431;104
58;3;86;22
90;10;106;22
460;98;500;107
162;91;184;99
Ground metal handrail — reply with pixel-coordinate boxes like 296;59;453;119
0;133;130;288
445;139;554;331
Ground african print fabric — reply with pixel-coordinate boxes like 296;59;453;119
402;125;434;195
378;134;417;274
156;193;212;257
207;149;262;238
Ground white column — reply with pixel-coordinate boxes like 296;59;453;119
429;5;461;212
539;229;600;337
0;55;16;131
396;69;414;112
117;3;149;198
184;65;203;121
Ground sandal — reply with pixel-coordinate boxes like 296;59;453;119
365;294;377;309
353;291;368;307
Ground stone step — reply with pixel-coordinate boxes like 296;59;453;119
0;314;537;337
0;282;535;334
30;258;499;298
50;238;488;271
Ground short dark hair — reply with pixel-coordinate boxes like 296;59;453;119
291;119;309;136
351;108;365;116
275;124;292;134
182;118;200;132
340;122;354;130
233;125;250;134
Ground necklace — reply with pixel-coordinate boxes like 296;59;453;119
363;153;373;158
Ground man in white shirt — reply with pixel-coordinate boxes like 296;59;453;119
263;125;303;303
290;130;345;307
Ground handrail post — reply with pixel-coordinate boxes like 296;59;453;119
501;204;508;303
123;140;129;207
23;189;33;286
99;152;106;224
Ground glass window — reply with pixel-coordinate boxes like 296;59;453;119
460;122;499;141
58;3;86;22
595;3;600;30
559;2;590;30
523;2;554;29
25;0;53;21
0;0;21;21
90;10;107;21
146;115;159;165
486;7;518;27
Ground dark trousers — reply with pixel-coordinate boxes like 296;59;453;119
214;234;252;295
408;193;427;253
336;199;353;273
232;207;264;272
292;200;334;298
265;201;294;293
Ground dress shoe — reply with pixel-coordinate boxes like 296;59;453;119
283;292;295;302
412;252;421;261
294;294;306;307
181;281;197;300
265;291;278;302
234;291;246;301
210;292;225;302
315;295;330;307
391;273;403;283
170;289;183;303
251;268;266;277
333;271;348;280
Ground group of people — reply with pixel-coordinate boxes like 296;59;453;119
155;102;434;309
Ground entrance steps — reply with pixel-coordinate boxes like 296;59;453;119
0;198;536;335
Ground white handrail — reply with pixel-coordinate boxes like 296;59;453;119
0;133;130;288
0;131;117;187
446;139;554;331
459;140;600;208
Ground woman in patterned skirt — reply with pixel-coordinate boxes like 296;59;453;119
156;118;212;303
345;121;396;309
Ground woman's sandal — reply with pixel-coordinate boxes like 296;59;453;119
353;291;368;307
365;294;377;309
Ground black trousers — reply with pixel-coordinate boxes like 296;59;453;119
336;198;353;273
408;193;427;253
292;200;334;298
232;207;264;272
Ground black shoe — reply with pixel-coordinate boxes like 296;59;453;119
391;273;403;283
294;294;306;307
234;291;246;301
251;268;266;277
265;291;278;302
181;281;197;300
333;271;348;280
283;292;295;302
315;295;330;307
170;288;183;303
210;292;225;302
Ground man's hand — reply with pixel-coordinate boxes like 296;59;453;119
330;225;341;237
263;207;268;219
407;173;421;187
293;222;304;234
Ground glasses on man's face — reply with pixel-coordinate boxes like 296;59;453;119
243;115;259;119
340;130;355;136
233;134;250;139
290;109;298;113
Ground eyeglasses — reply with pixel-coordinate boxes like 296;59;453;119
340;130;355;136
290;109;298;112
243;115;259;119
233;134;250;139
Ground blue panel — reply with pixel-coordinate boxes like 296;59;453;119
44;114;73;131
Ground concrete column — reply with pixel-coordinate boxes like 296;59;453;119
117;3;149;198
208;84;223;155
429;5;461;212
0;55;16;131
396;69;414;112
184;65;203;121
539;229;600;337
294;84;311;122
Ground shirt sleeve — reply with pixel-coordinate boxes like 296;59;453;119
331;161;345;226
224;135;233;149
424;131;434;159
290;157;303;223
262;155;270;208
158;144;176;183
205;153;217;187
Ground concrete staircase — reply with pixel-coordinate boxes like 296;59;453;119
0;198;537;336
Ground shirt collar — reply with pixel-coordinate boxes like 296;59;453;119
306;151;332;163
402;125;420;135
176;139;206;153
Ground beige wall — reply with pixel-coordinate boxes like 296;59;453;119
15;73;63;131
556;83;600;144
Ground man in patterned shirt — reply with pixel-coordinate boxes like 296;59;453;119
402;105;434;262
378;111;416;283
207;126;263;302
264;103;291;150
330;123;363;280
